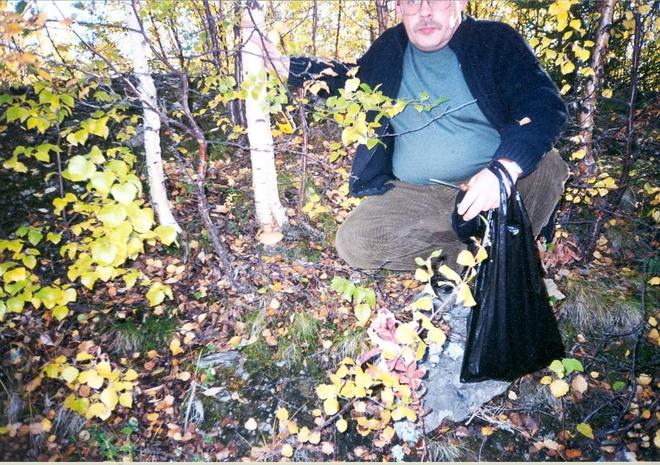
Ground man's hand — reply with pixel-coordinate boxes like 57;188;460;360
457;159;521;221
246;29;289;78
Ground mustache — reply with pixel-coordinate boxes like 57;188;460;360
415;20;442;31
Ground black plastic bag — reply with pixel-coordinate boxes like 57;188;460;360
459;161;565;383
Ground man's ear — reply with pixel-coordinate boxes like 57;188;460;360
394;0;402;18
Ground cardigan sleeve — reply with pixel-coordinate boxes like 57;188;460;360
491;25;568;176
287;56;357;98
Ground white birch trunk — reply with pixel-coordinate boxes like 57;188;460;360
241;1;287;233
577;0;617;176
125;3;181;232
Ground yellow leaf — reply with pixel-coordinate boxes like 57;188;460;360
381;387;394;405
475;246;488;263
146;412;159;422
86;402;111;420
426;326;446;346
276;407;289;422
298;426;310;443
60;366;79;384
169;338;183;356
438;265;461;284
457;283;477;307
576;422;594;439
569;18;581;29
244;417;258;431
119;392;132;408
336;418;348;432
154;225;178;246
344;78;360;93
308;431;321;444
41;418;52;433
540;375;553;385
76;352;94;362
394;323;418;345
456;250;476;267
414;268;430;282
100;387;118;411
316;384;338;400
561;61;575;75
560;83;571;95
288;421;299;434
96;361;112;379
79;369;104;389
323;397;339;416
123;369;138;381
411;295;433;310
415;341;427;361
354;370;373;389
571;148;586;160
549;379;570;397
281;444;294;458
392;405;416;422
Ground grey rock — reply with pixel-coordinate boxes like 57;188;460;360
393;420;422;443
421;300;510;432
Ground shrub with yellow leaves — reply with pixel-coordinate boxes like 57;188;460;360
39;343;138;422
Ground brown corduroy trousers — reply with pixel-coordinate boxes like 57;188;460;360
335;149;569;271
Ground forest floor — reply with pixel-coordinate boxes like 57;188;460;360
0;129;658;462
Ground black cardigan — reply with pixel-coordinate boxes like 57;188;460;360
288;16;568;197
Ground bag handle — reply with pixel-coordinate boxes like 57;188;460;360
486;160;516;194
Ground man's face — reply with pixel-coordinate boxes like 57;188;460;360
397;0;467;51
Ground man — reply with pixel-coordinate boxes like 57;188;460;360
257;0;569;270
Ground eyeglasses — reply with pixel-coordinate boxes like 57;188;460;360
399;0;453;16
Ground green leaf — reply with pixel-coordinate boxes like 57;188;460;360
3;156;28;173
612;381;626;391
61;94;75;108
85;117;109;139
66;128;89;146
27;229;42;246
576;422;594;439
548;359;565;377
5;106;29;123
365;289;376;309
65;155;96;182
21;255;36;269
46;232;62;244
561;358;583;375
354;303;371;326
6;297;25;313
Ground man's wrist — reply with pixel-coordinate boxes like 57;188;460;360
495;158;522;181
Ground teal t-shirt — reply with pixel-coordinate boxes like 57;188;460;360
391;44;501;184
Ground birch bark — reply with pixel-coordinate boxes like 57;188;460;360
241;0;287;233
125;3;181;232
577;0;617;177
